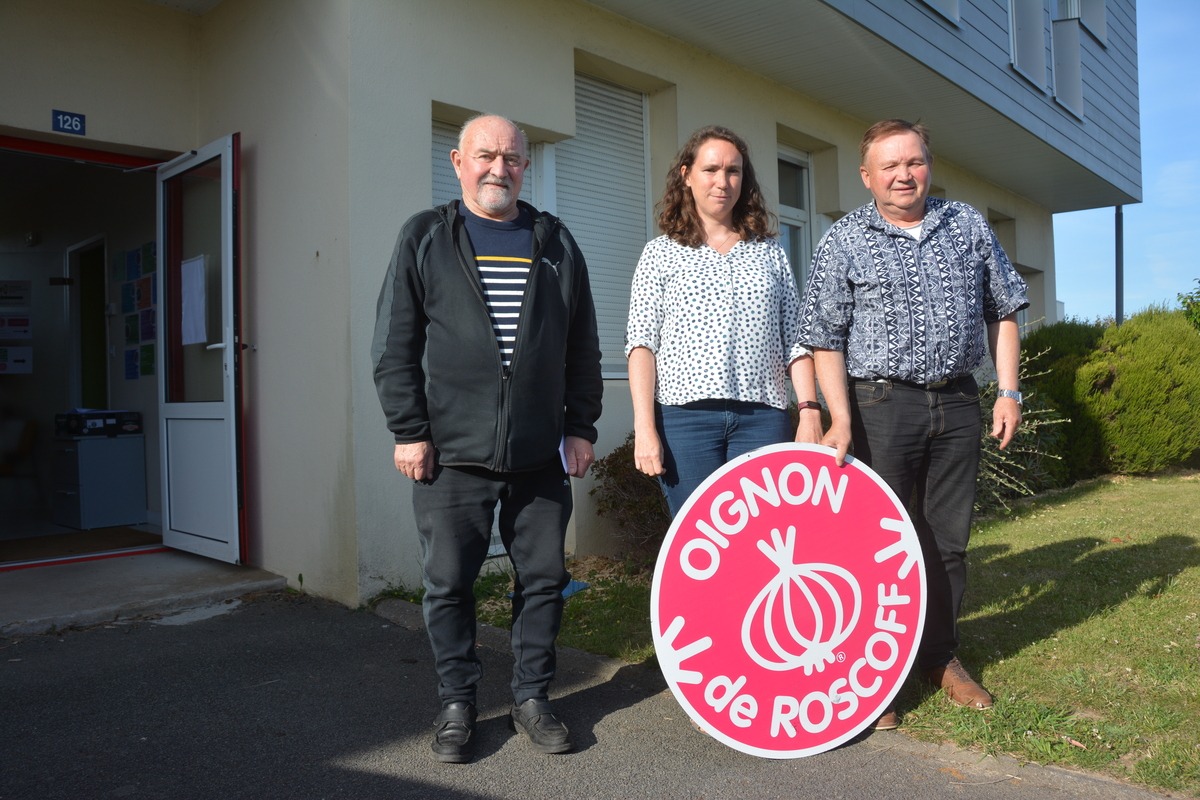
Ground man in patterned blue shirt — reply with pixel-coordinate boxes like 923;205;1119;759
797;119;1028;731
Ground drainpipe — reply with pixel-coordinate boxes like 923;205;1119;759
1115;205;1124;324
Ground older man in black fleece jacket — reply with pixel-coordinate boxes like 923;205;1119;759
372;114;602;764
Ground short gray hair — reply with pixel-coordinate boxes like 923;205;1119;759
458;113;530;156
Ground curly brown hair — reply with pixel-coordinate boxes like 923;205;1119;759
657;126;776;248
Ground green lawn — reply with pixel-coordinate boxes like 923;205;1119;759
914;471;1200;794
473;470;1200;795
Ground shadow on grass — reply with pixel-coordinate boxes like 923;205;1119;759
960;532;1200;662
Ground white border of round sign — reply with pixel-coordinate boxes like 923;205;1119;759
650;443;926;758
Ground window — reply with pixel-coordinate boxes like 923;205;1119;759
1056;0;1105;44
555;74;650;377
1010;0;1049;89
777;149;814;291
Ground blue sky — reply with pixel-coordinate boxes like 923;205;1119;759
1051;3;1199;322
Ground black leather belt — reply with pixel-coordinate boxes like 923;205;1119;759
857;375;965;391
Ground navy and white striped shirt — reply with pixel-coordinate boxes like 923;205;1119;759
461;207;533;368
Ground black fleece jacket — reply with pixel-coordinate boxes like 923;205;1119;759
371;200;603;472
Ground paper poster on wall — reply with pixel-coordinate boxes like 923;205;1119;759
1;280;32;308
0;281;33;341
121;282;136;314
124;314;140;345
139;343;156;376
181;255;207;346
0;313;31;339
126;249;142;281
139;308;156;341
136;275;153;310
0;346;33;374
141;241;157;272
124;348;139;380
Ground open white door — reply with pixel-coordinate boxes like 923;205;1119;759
156;134;246;563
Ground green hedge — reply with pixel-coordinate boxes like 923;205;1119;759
1075;306;1200;473
1021;319;1110;481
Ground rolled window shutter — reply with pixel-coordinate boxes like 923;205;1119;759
555;75;649;377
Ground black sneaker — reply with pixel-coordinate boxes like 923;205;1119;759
431;701;476;764
509;698;572;754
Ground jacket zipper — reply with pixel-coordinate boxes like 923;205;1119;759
460;207;557;470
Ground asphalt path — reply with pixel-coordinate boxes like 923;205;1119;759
0;593;1171;799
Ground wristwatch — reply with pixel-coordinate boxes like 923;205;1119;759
997;389;1023;406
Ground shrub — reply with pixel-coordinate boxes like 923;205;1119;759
974;363;1068;517
588;432;670;558
1178;278;1200;332
1075;306;1200;473
1020;319;1110;481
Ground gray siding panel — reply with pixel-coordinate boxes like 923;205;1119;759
582;0;1140;206
828;0;1140;201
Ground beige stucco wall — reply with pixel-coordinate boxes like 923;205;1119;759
2;0;1061;608
0;0;197;151
193;0;357;600
1;0;360;603
345;0;1060;597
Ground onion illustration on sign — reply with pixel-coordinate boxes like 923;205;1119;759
742;525;862;675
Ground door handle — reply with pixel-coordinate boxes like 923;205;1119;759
205;343;227;351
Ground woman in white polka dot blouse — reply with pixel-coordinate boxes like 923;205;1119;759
625;125;824;516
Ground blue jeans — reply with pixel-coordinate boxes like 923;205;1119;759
656;399;791;517
849;376;982;671
412;462;571;706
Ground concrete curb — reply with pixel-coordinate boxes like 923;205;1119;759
0;550;287;636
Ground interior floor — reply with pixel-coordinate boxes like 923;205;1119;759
1;507;77;540
0;504;162;567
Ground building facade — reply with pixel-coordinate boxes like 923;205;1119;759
0;0;1140;605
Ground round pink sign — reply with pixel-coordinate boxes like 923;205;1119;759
651;443;925;758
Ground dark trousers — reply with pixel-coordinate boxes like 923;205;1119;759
412;462;572;706
850;377;981;671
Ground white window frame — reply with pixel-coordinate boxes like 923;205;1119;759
777;146;815;291
1056;0;1106;45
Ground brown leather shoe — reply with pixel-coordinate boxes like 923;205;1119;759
873;705;900;731
924;657;993;709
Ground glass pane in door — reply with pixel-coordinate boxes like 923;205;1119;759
162;158;224;403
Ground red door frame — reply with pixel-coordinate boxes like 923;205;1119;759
0;134;161;170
